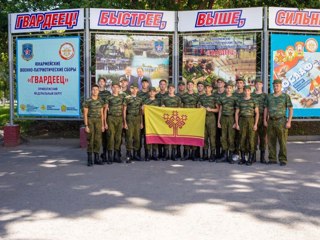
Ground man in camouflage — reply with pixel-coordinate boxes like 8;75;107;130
98;77;111;163
195;81;206;159
161;84;182;160
264;79;293;166
180;80;199;161
83;84;105;166
123;83;144;163
182;59;199;82
176;81;187;97
203;63;217;87
235;85;259;166
143;87;161;161
217;81;237;163
104;81;124;163
252;78;267;163
198;82;219;162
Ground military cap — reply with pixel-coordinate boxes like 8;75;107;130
130;83;139;88
244;85;251;90
204;82;212;87
141;78;149;82
168;83;175;88
225;80;235;87
119;77;127;82
236;77;245;82
112;80;120;86
186;80;194;84
197;81;204;86
159;79;167;84
255;78;263;84
150;87;157;92
273;79;282;84
216;78;225;83
178;81;185;86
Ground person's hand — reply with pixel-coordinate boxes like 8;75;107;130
101;126;105;132
105;123;108;130
218;122;221;128
236;124;240;130
141;123;144;129
85;126;90;133
286;121;291;129
253;124;257;131
123;123;128;129
264;120;268;128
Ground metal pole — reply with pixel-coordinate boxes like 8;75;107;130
263;7;269;93
8;14;14;125
173;11;179;87
85;8;91;98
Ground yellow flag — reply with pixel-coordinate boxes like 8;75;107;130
145;105;206;146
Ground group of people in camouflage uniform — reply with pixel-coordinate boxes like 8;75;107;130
83;75;293;167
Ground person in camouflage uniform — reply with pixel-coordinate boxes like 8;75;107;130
104;81;124;163
198;82;219;162
235;85;259;166
180;80;199;161
161;84;182;161
98;77;111;163
83;84;105;166
203;63;217;87
217;81;237;163
233;78;245;158
177;81;187;97
156;79;168;158
264;79;293;166
143;87;161;161
120;77;131;96
123;83;144;163
195;81;206;159
213;78;226;158
182;59;199;82
252;78;267;163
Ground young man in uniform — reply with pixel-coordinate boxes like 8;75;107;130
252;78;267;163
217;81;237;163
161;84;182;160
177;81;186;97
198;82;219;162
83;84;105;166
104;81;124;163
123;83;144;163
180;80;199;161
264;79;293;166
195;81;206;159
235;85;259;166
142;87;161;161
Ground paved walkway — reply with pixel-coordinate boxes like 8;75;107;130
0;139;319;240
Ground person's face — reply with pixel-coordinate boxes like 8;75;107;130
112;85;120;94
130;87;139;95
125;67;132;75
149;90;156;98
244;88;251;97
197;84;204;92
187;61;193;69
178;84;185;92
91;86;99;97
142;81;149;89
255;82;263;91
121;80;128;88
273;83;282;93
159;81;167;91
137;69;143;77
168;86;175;94
236;81;244;89
98;79;106;88
217;80;225;88
226;86;233;94
205;86;213;94
187;82;194;91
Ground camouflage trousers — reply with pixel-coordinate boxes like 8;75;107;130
87;117;102;153
107;115;123;151
203;114;216;150
267;117;288;163
125;115;141;151
254;114;267;151
221;115;235;152
239;117;255;153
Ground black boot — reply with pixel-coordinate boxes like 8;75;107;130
203;149;209;161
152;149;158;161
216;150;227;163
94;152;103;165
126;150;132;163
246;153;253;166
182;149;189;161
114;150;121;163
158;145;163;159
238;151;246;165
145;150;150;161
87;152;93;166
195;147;200;159
171;148;176;161
260;150;266;164
228;151;234;164
176;146;182;159
252;151;256;163
107;150;113;164
133;150;141;161
209;150;216;162
215;147;221;159
163;149;169;161
101;148;107;163
190;150;196;161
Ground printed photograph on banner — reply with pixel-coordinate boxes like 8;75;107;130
95;34;169;92
182;33;257;90
271;33;320;117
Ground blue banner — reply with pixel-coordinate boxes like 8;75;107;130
16;37;80;117
270;33;320;118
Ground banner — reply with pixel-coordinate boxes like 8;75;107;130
182;33;257;87
178;7;263;32
95;34;169;90
269;7;320;31
270;33;320;117
16;37;80;117
90;8;175;32
145;106;205;146
11;9;84;33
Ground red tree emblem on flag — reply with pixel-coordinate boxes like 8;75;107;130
163;111;188;136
